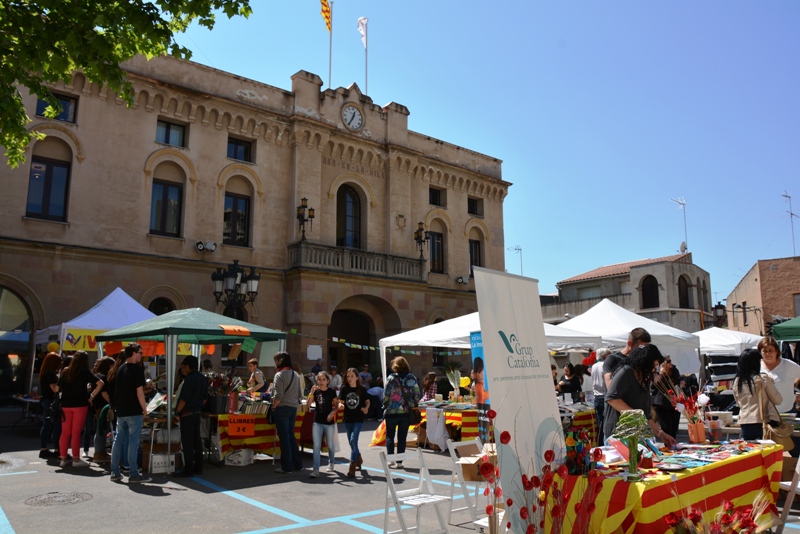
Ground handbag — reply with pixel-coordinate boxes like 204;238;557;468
758;378;795;452
51;393;65;423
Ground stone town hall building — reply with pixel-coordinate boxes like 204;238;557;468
0;55;509;379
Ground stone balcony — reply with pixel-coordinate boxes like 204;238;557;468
287;241;427;282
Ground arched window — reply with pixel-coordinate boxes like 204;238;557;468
678;276;692;309
468;227;484;277
27;137;73;222
223;176;252;247
336;185;361;248
641;275;660;309
428;219;447;274
149;161;184;237
148;297;175;316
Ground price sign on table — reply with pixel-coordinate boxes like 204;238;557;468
228;415;256;437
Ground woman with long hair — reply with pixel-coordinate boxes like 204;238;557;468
734;348;782;440
89;356;115;462
38;352;62;458
58;351;103;467
307;371;339;478
604;344;677;448
339;367;370;478
420;372;438;402
272;351;304;473
382;356;421;469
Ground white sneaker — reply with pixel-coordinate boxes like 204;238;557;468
72;459;90;468
59;458;70;467
309;470;319;478
327;463;335;472
395;461;404;469
387;461;397;468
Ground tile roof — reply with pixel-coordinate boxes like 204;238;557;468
557;253;692;286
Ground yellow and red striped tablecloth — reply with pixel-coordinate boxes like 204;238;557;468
370;408;479;447
547;444;782;533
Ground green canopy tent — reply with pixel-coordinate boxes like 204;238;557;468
97;308;286;472
773;316;800;341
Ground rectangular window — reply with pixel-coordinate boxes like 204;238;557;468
156;120;185;147
742;301;748;326
429;187;446;207
429;231;444;273
795;294;800;317
468;239;481;276
149;180;182;237
223;193;250;246
227;138;252;162
35;95;77;123
467;197;483;216
26;158;70;221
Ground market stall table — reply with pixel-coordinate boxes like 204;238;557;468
370;405;479;447
548;443;782;533
11;396;41;431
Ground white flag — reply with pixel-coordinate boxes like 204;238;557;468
357;17;368;48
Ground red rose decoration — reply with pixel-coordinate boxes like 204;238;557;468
665;512;681;527
551;504;561;517
720;514;733;526
480;461;494;478
521;473;529;485
544;449;555;463
592;448;603;462
484;487;490;496
531;475;541;488
519;506;529;520
688;509;702;523
723;500;735;513
526;525;536;534
506;498;513;507
540;520;545;528
557;464;568;479
494;487;503;498
523;479;534;491
486;504;494;515
500;430;511;444
487;409;497;420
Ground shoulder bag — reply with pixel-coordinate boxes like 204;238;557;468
757;377;794;452
51;392;65;423
398;376;422;426
267;371;295;425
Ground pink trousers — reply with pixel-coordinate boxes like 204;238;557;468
60;407;88;459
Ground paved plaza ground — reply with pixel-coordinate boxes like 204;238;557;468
0;405;481;534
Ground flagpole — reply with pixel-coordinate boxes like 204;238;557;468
328;1;333;88
365;22;368;95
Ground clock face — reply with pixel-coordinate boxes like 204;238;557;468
342;105;363;130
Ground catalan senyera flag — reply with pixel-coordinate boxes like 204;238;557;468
320;0;332;32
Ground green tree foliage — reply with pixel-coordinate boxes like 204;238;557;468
0;0;252;167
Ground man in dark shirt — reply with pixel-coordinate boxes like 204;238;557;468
110;343;150;483
174;355;208;477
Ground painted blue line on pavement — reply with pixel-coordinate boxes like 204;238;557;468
0;505;15;534
192;477;309;525
0;471;36;477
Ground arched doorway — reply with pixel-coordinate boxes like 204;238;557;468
0;287;33;401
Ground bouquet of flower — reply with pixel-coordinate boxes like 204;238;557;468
445;363;462;395
207;369;241;396
665;486;777;533
653;376;710;424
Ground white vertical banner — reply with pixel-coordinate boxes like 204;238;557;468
473;266;565;533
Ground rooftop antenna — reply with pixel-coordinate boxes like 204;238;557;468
507;245;523;276
782;191;799;257
670;197;687;251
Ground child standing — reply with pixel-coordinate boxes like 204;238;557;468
339;368;371;478
308;371;339;478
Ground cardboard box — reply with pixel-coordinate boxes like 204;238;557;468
225;448;254;466
782;455;798;482
149;453;181;474
456;442;495;482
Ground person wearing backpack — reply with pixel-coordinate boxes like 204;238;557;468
174;355;209;477
382;357;421;469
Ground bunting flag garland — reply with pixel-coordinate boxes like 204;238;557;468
320;0;332;31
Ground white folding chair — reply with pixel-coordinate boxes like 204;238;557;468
777;457;800;534
446;438;483;526
380;448;453;534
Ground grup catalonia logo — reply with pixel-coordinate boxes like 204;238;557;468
498;330;539;368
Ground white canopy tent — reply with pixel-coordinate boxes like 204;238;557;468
693;327;761;355
378;311;602;381
560;298;702;375
34;287;156;349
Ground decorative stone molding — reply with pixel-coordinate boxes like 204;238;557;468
425;208;453;235
464;218;491;242
143;147;198;184
140;285;187;310
217;163;264;198
327;172;378;208
27;123;85;162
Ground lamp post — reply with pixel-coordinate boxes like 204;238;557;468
296;197;315;241
712;302;727;328
211;260;260;316
733;303;763;335
413;221;430;259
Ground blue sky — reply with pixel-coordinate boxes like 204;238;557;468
179;1;800;302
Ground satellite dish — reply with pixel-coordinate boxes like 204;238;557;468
680;241;687;253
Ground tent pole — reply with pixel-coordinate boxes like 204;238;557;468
165;334;178;473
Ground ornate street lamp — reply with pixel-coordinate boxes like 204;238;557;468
712;302;727;328
413;221;430;259
211;260;260;315
296;197;315;241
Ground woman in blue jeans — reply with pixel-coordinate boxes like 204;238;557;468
38;353;62;458
382;357;421;469
271;351;304;474
339;368;370;478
